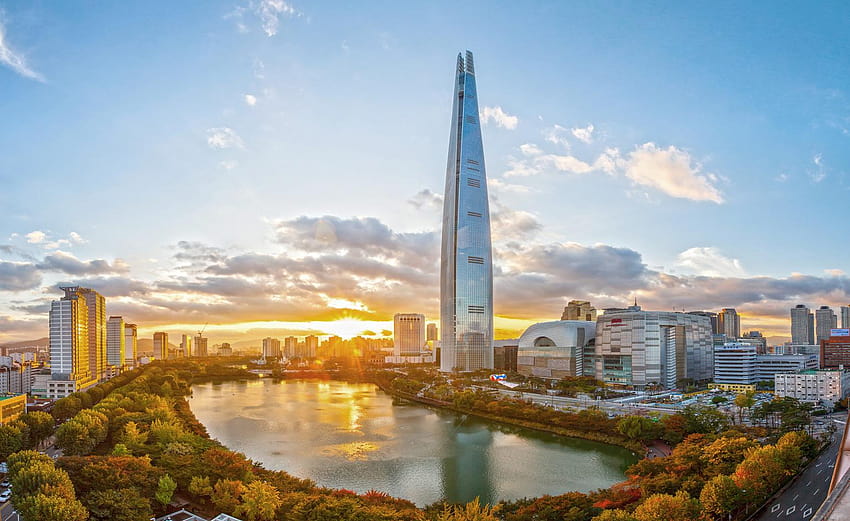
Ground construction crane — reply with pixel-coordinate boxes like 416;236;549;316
197;322;208;339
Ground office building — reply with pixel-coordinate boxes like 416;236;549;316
47;286;96;398
755;354;818;381
595;306;714;389
194;335;208;357
791;305;815;345
688;311;719;335
817;306;838;344
717;308;741;339
124;323;138;367
562;300;597;322
219;343;232;356
262;337;281;358
427;323;438;342
493;344;518;372
74;287;107;382
517;320;595;379
713;343;758;385
739;331;768;353
440;51;494;372
153;332;168;360
821;331;850;368
106;316;125;368
394;313;426;356
842;306;850;330
775;369;850;405
181;334;192;358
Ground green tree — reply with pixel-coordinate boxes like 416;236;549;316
6;450;52;478
0;424;24;460
11;461;76;499
189;475;213;498
436;498;499;521
51;395;83;422
155;474;177;506
617;416;660;441
592;511;638;521
212;479;246;514
734;391;755;423
15;493;88;521
681;404;729;434
20;411;54;449
234;480;283;521
111;443;130;456
119;421;149;454
55;420;92;456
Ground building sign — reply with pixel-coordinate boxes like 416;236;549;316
831;329;850;337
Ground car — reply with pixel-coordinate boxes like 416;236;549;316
0;490;11;502
0;480;9;488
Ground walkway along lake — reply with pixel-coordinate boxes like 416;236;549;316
187;379;639;506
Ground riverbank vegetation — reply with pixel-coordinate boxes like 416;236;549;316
31;359;827;521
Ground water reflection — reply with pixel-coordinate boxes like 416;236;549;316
188;379;637;506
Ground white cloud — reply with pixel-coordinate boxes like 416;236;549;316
488;178;531;194
825;268;845;277
809;153;826;183
775;173;789;183
624;143;724;203
254;0;300;37
244;94;257;106
543;124;570;147
675;247;745;278
519;143;543;157
219;160;239;170
206;128;244;149
481;106;518;130
814;153;823;167
24;231;45;244
253;59;265;79
571;124;595;143
69;232;87;244
0;17;44;82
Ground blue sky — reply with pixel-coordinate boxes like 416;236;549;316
1;1;849;344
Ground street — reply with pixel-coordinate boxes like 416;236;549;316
753;420;845;521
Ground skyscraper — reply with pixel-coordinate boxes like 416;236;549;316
427;323;438;342
717;308;741;339
394;313;426;356
790;305;815;345
440;50;494;372
181;334;192;358
106;316;125;367
124;323;138;367
153;332;169;359
816;305;838;343
842;305;850;329
194;335;208;357
262;337;281;358
48;286;96;398
77;287;106;381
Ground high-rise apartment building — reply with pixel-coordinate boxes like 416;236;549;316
153;332;169;359
561;300;597;322
791;305;815;345
284;336;297;358
594;306;714;390
48;286;96;398
440;51;494;372
394;314;426;356
305;335;318;358
180;334;192;358
75;287;107;381
106;316;125;367
123;323;138;367
816;306;838;344
194;335;208;357
262;337;281;358
842;306;850;329
717;308;741;339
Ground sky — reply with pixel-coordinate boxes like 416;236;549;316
1;1;850;345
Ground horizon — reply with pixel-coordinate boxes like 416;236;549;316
3;2;850;346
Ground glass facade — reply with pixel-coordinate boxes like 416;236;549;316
440;51;494;372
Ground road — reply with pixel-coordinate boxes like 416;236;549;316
490;387;680;416
0;442;63;521
753;420;845;521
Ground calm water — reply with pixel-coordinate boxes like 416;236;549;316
187;379;638;506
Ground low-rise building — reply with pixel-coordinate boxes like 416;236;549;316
714;343;758;385
0;394;26;424
756;353;819;381
775;369;850;405
518;320;595;379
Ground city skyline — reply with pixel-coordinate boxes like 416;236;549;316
3;2;850;345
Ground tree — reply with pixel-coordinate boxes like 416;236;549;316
212;479;246;514
20;411;54;449
617;416;660;441
11;461;76;499
632;491;699;521
119;421;149;454
52;395;83;422
7;450;52;478
0;424;24;460
734;391;755;423
189;475;213;498
592;511;638;521
235;480;283;521
15;493;88;521
55;420;92;456
111;443;130;456
436;498;499;521
700;475;742;520
681;404;729;434
85;488;152;521
155;474;177;506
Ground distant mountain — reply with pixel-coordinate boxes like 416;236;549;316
0;337;49;349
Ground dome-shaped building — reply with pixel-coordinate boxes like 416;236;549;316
517;320;596;379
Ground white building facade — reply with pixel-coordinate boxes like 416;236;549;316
775;369;850;404
714;343;758;385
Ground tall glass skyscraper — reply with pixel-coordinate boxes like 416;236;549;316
440;51;494;372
